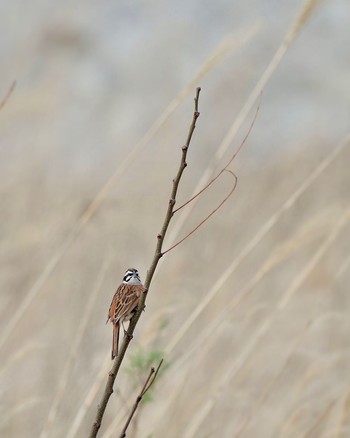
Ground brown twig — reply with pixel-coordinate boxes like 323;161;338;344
161;98;261;255
119;359;163;438
88;87;201;438
162;170;237;255
0;81;16;111
173;96;260;215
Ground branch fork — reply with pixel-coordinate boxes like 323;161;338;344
89;87;259;437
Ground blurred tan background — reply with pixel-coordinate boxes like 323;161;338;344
1;0;350;437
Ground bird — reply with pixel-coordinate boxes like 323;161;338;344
107;268;143;359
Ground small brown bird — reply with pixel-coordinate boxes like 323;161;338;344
107;268;143;359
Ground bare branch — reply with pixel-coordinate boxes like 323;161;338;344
174;94;260;215
161;96;261;255
119;359;163;438
162;170;237;255
0;81;16;111
88;88;201;438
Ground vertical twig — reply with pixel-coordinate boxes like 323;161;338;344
88;88;201;438
119;359;163;438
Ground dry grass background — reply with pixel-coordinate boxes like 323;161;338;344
1;0;350;437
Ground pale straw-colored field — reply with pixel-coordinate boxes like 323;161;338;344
1;1;350;437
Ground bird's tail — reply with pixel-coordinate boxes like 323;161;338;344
111;322;120;360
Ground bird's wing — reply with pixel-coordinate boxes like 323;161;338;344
112;284;143;322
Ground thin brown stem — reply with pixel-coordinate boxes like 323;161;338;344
119;359;163;438
88;88;201;438
161;95;260;255
163;170;238;255
173;94;260;215
0;81;16;111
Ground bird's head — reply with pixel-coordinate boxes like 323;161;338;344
123;268;142;285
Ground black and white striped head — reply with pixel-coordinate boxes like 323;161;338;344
123;268;142;285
